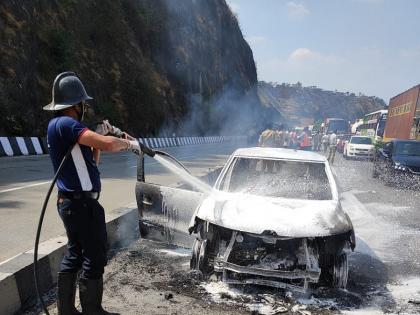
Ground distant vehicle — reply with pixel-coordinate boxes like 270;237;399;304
373;140;420;188
357;109;388;140
136;148;356;291
384;85;420;141
343;136;374;159
337;134;352;153
325;118;349;135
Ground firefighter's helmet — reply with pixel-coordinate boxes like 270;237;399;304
43;72;93;111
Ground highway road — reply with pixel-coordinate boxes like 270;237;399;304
120;151;420;315
0;142;242;262
15;145;420;314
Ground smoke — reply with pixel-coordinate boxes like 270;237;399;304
154;0;279;139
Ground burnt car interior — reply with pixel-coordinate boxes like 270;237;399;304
219;157;332;200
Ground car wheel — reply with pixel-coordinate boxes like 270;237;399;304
320;252;348;289
190;238;202;270
139;220;149;238
332;253;348;289
190;238;212;276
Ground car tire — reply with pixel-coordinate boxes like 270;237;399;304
320;252;349;289
190;238;202;270
332;253;348;289
139;220;149;238
344;150;348;159
190;238;212;276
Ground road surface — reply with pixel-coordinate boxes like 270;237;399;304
11;145;420;314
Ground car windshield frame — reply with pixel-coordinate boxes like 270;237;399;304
217;156;333;200
394;141;420;156
350;137;372;145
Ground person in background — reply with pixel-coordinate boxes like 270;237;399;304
290;129;298;149
258;124;278;147
298;127;312;151
322;133;329;153
312;131;320;151
283;128;291;148
328;130;338;164
258;123;278;172
276;124;285;148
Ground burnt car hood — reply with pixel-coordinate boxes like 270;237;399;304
393;155;420;168
193;192;352;238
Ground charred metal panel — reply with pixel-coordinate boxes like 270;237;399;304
136;182;204;246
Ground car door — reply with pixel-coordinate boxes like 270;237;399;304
135;154;216;247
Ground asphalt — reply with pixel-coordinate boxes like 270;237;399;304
6;144;420;314
0;142;240;262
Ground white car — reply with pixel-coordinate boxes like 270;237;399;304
136;148;355;292
343;136;374;159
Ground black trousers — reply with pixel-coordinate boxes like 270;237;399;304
57;197;108;279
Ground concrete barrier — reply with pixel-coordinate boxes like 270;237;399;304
0;136;247;157
0;206;139;315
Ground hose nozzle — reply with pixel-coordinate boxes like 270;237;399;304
139;142;155;157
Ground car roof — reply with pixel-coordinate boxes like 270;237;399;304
232;147;327;162
391;139;420;143
351;135;370;138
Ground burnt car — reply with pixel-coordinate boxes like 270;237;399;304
136;148;355;292
373;139;420;188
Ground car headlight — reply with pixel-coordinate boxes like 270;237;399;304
349;145;354;150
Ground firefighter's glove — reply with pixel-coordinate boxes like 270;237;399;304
127;140;141;155
95;120;112;136
95;120;124;138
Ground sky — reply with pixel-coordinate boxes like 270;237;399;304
226;0;420;102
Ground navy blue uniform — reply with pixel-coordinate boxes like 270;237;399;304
48;116;107;279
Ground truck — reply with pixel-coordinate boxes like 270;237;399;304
324;118;349;135
384;84;420;141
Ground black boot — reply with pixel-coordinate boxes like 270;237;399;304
79;277;119;315
57;272;82;315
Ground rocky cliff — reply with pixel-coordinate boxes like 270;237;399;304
0;0;264;136
258;82;386;127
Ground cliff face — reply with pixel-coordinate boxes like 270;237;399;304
258;82;386;126
0;0;261;136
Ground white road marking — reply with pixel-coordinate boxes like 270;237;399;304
0;181;51;194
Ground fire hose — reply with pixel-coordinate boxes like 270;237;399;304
34;124;192;314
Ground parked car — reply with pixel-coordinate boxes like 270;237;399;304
373;140;420;188
337;134;352;153
136;148;356;292
343;136;374;159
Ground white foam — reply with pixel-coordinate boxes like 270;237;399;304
156;248;191;257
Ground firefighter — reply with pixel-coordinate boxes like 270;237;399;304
44;72;138;315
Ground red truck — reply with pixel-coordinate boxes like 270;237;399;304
384;85;420;141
